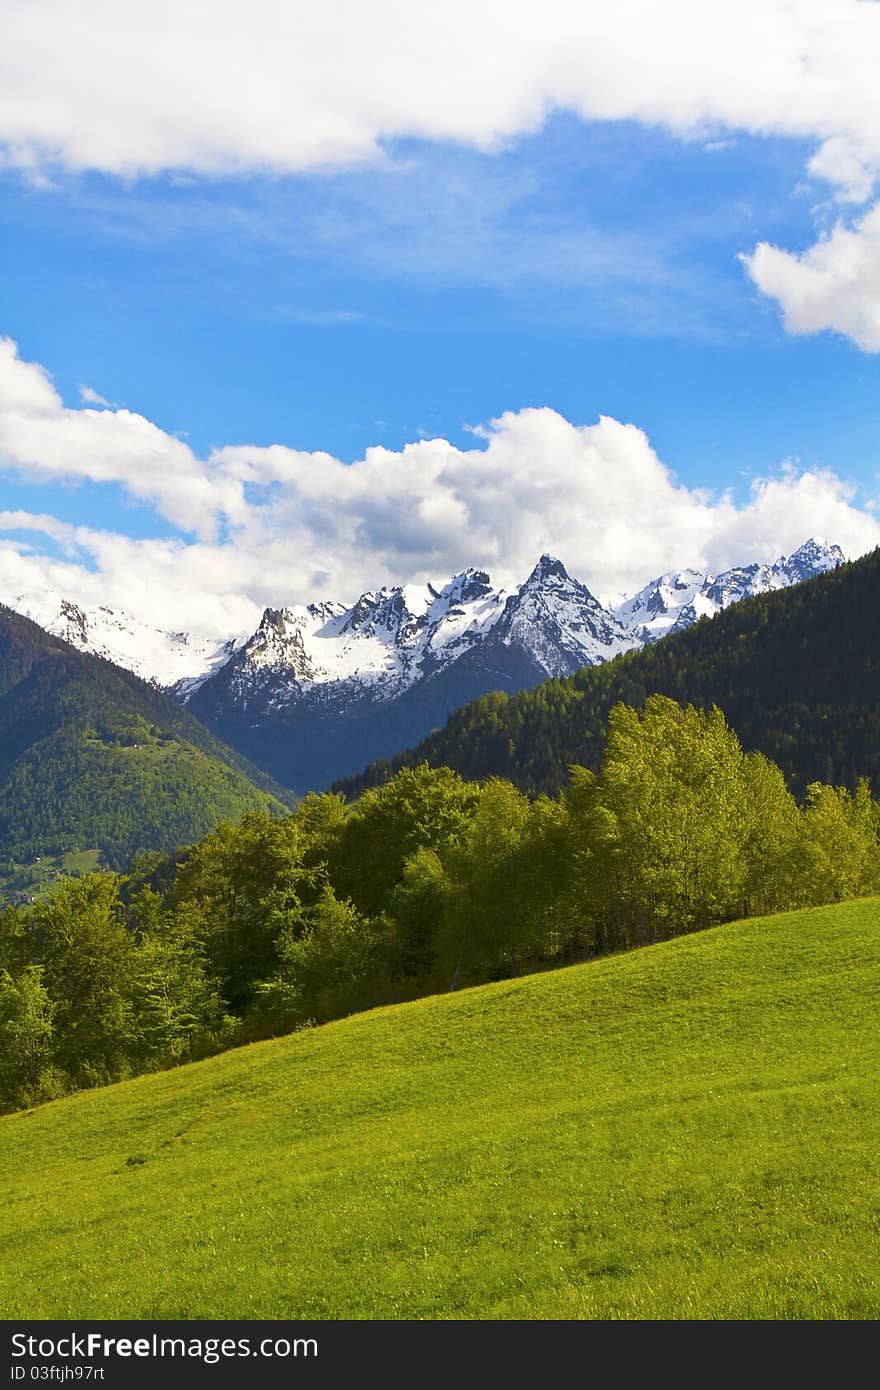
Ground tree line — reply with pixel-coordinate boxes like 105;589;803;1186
2;695;879;1111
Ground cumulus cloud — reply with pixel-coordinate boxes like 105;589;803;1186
0;338;241;538
0;1;878;195
78;384;113;407
0;525;265;638
807;137;880;205
1;338;878;632
744;203;880;351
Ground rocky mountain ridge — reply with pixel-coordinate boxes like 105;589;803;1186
3;538;845;790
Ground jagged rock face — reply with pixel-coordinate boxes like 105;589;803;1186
781;538;845;583
494;555;634;676
1;538;846;790
192;554;642;725
57;599;90;646
197;569;511;719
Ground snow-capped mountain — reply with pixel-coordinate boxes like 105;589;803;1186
205;555;637;721
174;553;643;787
178;538;842;788
1;537;845;790
611;540;846;644
216;568;509;712
493;554;635;675
3;590;247;688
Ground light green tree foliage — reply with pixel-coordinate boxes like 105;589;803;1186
29;874;135;1086
172;812;318;1007
511;794;573;964
390;846;449;982
263;885;387;1024
795;779;880;905
0;965;57;1107
561;766;618;954
328;765;480;918
127;890;235;1067
0;905;29;975
293;791;348;870
437;778;533;983
390;793;571;990
590;696;752;944
739;752;801;916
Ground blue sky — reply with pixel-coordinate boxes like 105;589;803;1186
4;119;877;482
2;3;880;630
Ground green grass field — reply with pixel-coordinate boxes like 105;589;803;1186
61;848;102;875
0;847;103;905
2;899;879;1319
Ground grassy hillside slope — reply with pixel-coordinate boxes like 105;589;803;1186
338;547;880;800
1;899;878;1320
0;605;291;868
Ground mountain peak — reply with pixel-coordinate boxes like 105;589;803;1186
787;536;844;564
259;606;284;629
526;554;570;584
442;567;494;604
4;539;849;744
776;538;846;583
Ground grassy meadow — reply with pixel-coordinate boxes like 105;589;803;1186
0;847;102;905
1;898;879;1319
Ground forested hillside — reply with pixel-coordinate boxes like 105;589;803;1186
338;547;880;798
3;696;878;1112
0;606;290;871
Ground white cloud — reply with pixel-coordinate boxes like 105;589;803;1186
744;203;880;351
0;1;878;197
807;137;880;205
5;5;880;348
78;384;113;407
0;338;242;538
1;338;878;632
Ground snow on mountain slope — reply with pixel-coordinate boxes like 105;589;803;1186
1;539;845;702
202;555;642;720
495;554;636;674
3;590;247;688
216;569;509;711
611;539;845;644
